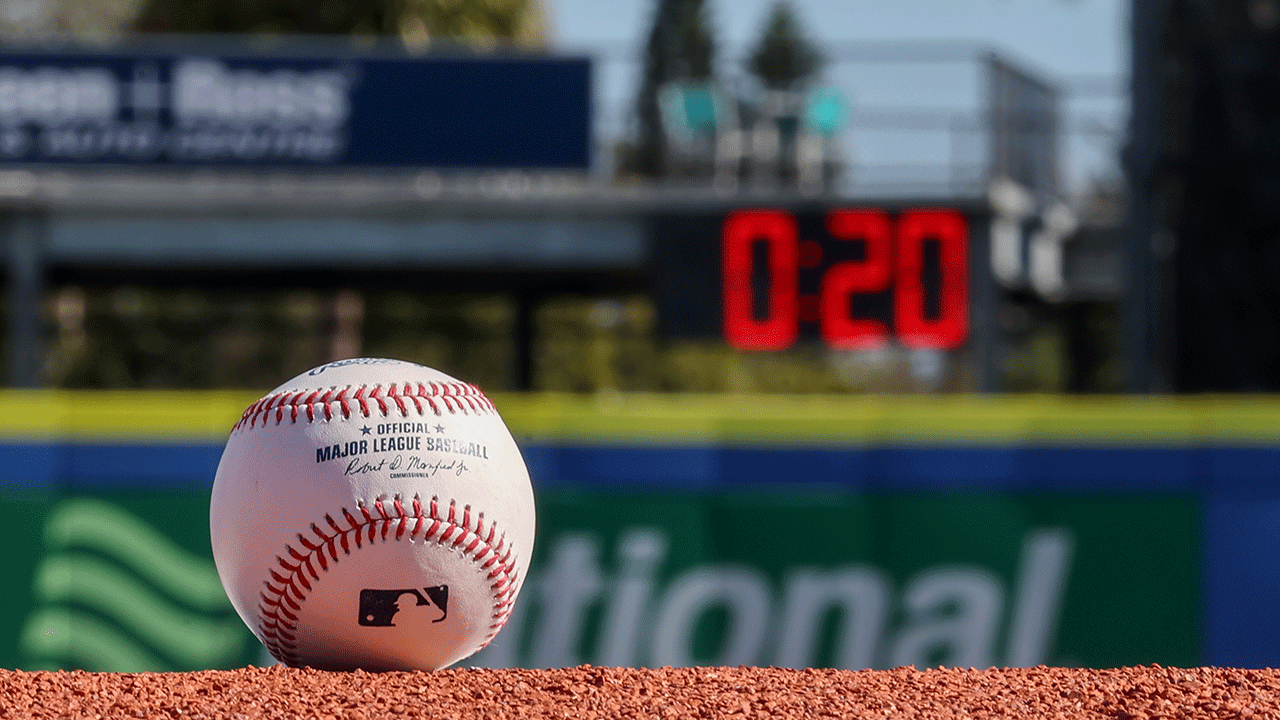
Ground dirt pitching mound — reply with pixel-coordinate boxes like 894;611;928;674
1;663;1274;719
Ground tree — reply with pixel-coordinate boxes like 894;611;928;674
621;0;717;178
129;0;545;48
746;1;823;91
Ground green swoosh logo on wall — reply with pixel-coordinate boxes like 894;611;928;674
31;554;244;667
19;498;248;671
18;607;167;672
43;498;230;611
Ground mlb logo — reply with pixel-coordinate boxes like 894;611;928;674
358;586;449;626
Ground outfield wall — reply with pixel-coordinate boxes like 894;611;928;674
1;392;1277;671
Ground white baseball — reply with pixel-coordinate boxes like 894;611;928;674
210;358;535;671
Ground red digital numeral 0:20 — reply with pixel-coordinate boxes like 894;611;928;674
722;208;969;351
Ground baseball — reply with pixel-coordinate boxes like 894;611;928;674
210;358;535;671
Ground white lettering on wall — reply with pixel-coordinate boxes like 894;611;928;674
471;526;1077;671
0;67;119;123
172;59;349;127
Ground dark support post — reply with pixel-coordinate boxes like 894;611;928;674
1123;0;1163;393
1064;302;1093;393
970;214;1001;393
512;289;536;391
6;210;45;388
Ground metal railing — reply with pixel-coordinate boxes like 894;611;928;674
580;39;1126;201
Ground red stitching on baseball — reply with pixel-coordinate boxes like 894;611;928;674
369;385;387;415
353;386;369;417
233;381;496;431
255;493;520;668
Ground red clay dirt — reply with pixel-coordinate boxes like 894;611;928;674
1;663;1276;719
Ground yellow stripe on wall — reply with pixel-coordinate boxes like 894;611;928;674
491;394;1235;445
0;391;1272;446
0;391;259;441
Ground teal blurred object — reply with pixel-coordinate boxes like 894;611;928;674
658;82;726;137
804;88;847;136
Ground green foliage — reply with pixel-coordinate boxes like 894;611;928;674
1003;326;1067;393
361;292;515;391
43;287;338;389
129;0;543;46
746;1;824;91
39;286;979;393
534;296;661;392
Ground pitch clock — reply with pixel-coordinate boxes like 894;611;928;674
652;206;973;351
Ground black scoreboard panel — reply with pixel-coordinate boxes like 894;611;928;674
650;205;976;351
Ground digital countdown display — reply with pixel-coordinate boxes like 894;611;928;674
651;206;973;351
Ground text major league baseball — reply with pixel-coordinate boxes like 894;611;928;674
314;422;491;465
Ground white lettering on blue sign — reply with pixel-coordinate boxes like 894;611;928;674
172;59;350;128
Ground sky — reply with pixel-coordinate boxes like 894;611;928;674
545;0;1131;199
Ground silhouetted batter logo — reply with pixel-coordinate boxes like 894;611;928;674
358;586;448;626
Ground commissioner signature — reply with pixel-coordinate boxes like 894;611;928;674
345;455;469;478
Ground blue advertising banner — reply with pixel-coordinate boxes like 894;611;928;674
0;46;591;169
1;392;1279;670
